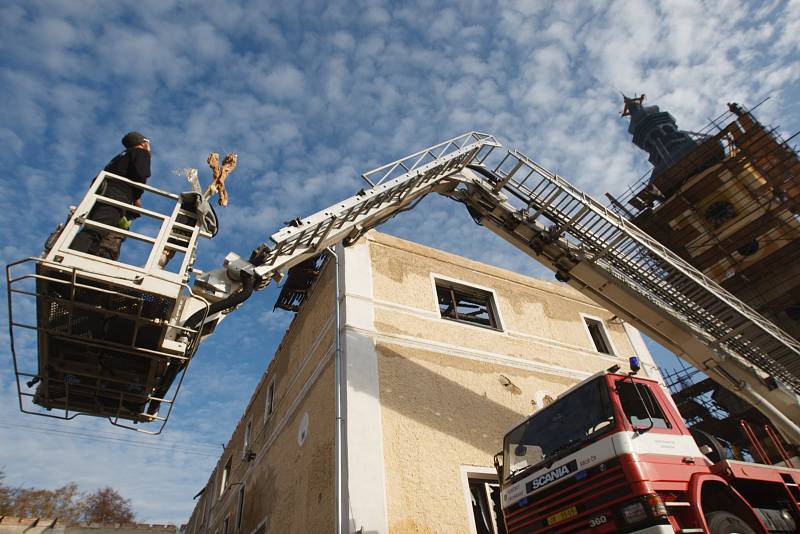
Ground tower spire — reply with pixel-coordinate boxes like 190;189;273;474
621;94;697;178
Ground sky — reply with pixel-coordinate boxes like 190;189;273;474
1;0;799;524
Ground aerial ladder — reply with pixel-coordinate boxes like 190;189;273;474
7;132;800;443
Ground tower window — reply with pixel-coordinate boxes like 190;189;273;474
737;239;759;257
704;201;736;229
435;280;500;330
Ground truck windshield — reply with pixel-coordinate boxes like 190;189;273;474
503;377;614;482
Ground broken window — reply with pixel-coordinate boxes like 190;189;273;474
468;478;506;534
584;317;613;355
436;281;500;330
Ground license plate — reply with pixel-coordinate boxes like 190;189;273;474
546;506;578;525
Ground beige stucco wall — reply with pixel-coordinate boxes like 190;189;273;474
364;232;646;533
378;342;579;533
368;233;636;375
186;259;336;534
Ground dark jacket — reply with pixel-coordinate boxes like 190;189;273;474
102;147;151;203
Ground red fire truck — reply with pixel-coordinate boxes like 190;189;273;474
498;360;800;533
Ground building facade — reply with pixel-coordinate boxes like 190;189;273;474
184;231;660;534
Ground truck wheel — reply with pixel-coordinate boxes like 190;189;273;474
705;511;757;534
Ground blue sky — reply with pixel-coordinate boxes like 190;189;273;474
1;0;799;523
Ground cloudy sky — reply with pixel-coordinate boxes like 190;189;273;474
1;0;798;523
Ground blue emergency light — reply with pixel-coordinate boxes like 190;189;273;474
629;356;641;374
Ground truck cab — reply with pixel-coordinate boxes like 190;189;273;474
498;366;800;533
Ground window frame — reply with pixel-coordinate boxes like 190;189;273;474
460;466;504;534
580;313;616;355
614;379;673;431
221;456;232;495
243;418;252;458
432;275;503;332
264;379;275;424
235;485;245;531
209;471;216;505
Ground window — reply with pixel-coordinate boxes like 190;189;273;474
243;420;252;460
209;472;216;505
583;316;613;355
504;377;614;481
264;379;275;423
704;200;736;229
616;380;671;430
235;486;245;530
465;475;506;534
221;457;231;494
199;492;206;530
436;280;500;330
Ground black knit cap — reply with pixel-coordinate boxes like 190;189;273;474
121;131;149;148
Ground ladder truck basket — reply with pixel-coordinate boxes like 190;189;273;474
6;171;214;433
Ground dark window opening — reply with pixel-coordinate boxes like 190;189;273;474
616;381;671;430
265;379;275;422
436;281;499;330
209;472;216;504
469;478;507;534
235;486;245;530
704;201;737;229
584;318;612;354
737;239;759;257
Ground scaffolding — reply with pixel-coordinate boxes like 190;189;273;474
609;102;800;344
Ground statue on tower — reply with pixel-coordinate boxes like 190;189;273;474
621;94;698;179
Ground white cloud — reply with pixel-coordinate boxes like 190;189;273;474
262;64;307;100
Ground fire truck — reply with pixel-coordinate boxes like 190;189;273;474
497;357;800;533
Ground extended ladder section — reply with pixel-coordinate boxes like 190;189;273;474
245;132;501;283
448;150;800;443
